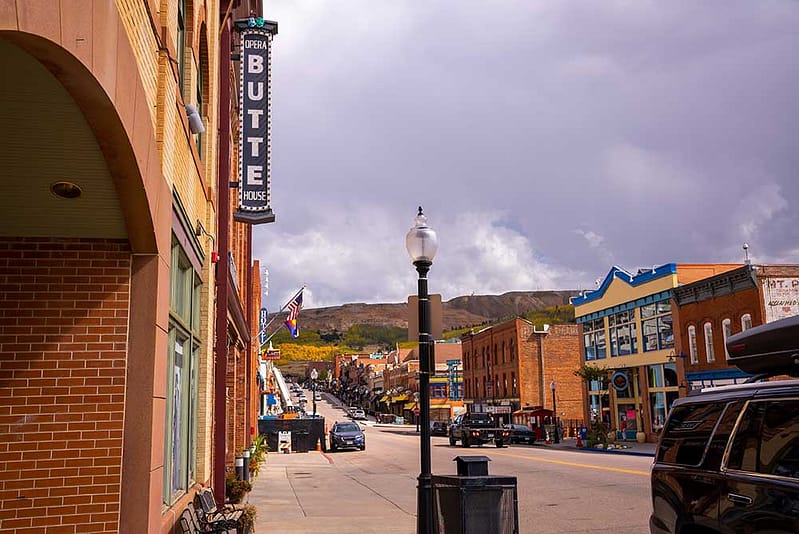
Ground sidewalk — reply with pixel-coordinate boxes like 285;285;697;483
248;450;415;534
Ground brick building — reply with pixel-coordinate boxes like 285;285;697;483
460;318;583;426
673;264;799;390
0;2;270;532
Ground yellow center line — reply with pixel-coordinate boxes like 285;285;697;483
490;450;651;476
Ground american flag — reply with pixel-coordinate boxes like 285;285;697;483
284;290;303;338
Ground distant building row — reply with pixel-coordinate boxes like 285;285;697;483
455;262;799;442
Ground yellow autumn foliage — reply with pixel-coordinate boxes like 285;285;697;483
275;344;338;364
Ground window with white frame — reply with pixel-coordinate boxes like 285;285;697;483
722;318;732;360
741;313;752;331
704;322;715;363
688;325;698;364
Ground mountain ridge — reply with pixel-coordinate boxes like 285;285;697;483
291;290;580;332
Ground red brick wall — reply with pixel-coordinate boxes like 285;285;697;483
462;320;585;422
674;286;762;375
0;238;130;533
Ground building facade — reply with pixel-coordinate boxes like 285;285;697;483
0;2;268;532
571;263;741;442
460;318;583;426
673;264;799;390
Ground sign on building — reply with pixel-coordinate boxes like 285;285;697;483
762;277;799;323
259;307;268;346
263;348;281;360
235;20;278;224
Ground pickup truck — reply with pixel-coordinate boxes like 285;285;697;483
448;412;509;448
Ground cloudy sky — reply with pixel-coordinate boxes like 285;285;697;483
253;1;799;310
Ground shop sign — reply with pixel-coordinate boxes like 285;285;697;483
263;349;281;360
762;277;799;322
611;371;629;392
236;25;276;224
258;307;268;345
486;405;511;414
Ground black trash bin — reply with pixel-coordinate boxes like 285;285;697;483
292;431;310;453
432;456;518;534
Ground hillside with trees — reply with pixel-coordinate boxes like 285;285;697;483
266;290;579;364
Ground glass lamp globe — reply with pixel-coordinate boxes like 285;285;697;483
405;207;438;264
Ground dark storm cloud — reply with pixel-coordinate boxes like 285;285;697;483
255;1;799;308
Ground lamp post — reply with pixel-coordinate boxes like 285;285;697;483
311;368;318;417
550;379;559;444
406;206;438;534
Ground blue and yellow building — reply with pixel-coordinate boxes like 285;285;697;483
571;263;739;442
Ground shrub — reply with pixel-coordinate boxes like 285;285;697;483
225;472;252;504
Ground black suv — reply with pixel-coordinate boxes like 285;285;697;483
650;314;799;534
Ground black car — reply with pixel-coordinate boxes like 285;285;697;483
329;421;366;452
504;424;535;445
430;421;449;436
650;314;799;534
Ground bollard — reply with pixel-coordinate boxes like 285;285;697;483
242;449;250;482
235;456;244;480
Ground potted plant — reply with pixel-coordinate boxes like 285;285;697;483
238;504;257;533
225;471;252;504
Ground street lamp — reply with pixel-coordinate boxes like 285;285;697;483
550;379;559;444
406;206;438;534
311;368;319;417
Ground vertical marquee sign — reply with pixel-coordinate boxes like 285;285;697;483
235;18;278;224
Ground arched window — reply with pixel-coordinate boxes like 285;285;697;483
722;318;732;360
704;322;715;363
688;325;698;364
741;313;752;331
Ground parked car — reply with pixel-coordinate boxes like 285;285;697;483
650;314;799;534
314;392;322;401
352;409;367;420
430;421;449;436
504;424;536;445
329;421;366;451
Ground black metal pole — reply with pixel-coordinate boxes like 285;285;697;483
415;260;433;534
553;386;559;444
313;381;317;417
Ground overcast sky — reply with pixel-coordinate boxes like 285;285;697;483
253;1;799;311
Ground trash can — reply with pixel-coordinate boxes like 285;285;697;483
432;456;518;534
292;431;310;453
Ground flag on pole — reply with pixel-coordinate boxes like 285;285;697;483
284;290;303;338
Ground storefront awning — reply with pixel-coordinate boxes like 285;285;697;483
391;394;410;403
430;404;451;409
379;394;389;402
404;402;417;410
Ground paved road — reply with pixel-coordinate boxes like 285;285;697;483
251;392;653;533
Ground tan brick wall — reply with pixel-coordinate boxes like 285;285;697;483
541;325;584;422
0;238;130;533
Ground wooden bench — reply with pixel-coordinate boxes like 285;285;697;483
177;501;237;534
196;488;244;524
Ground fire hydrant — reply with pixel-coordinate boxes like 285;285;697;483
576;434;583;448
